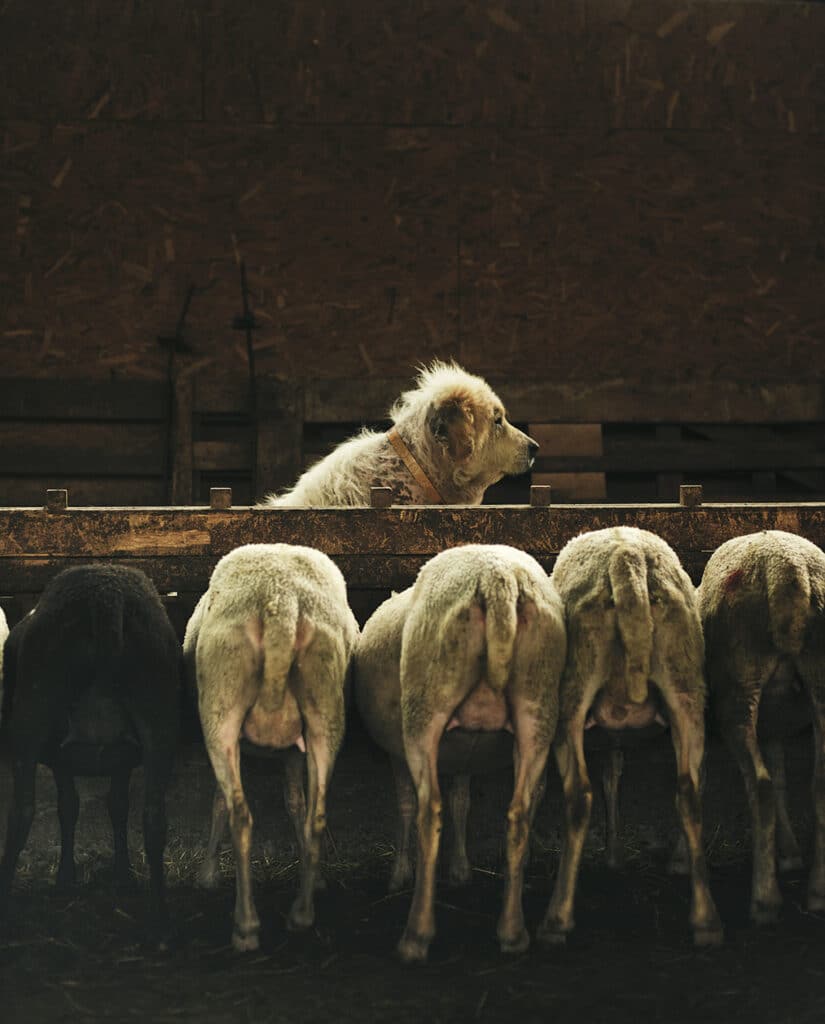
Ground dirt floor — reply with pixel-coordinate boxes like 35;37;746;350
2;718;825;1024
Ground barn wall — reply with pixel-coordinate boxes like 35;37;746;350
1;0;823;385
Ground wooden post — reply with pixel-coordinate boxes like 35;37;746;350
45;489;68;512
370;487;393;508
255;378;304;505
170;374;195;504
209;487;232;510
679;484;703;508
530;485;552;507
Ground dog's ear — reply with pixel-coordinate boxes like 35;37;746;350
428;395;475;463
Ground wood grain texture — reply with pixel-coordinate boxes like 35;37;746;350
1;2;822;385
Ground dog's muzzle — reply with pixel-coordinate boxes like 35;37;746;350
527;440;539;468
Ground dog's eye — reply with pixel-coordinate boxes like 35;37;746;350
494;413;503;427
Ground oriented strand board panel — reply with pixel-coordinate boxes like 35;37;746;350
201;1;825;131
457;129;825;379
0;122;458;379
203;2;591;128
0;0;204;121
585;1;825;133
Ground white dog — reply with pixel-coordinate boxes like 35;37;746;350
262;361;538;506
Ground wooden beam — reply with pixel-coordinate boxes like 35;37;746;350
0;505;822;597
302;378;825;426
0;379;167;420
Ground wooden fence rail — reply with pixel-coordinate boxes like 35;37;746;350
1;493;824;605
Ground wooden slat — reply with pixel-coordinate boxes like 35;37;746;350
528;424;603;455
531;473;607;502
302;378;825;426
0;379;167;421
0;422;166;475
0;479;167;507
534;440;825;474
192;441;251;472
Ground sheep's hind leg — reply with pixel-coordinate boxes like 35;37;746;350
498;697;551;954
0;756;38;917
389;757;416;893
397;711;450;963
108;767;135;886
664;689;723;945
764;740;803;873
602;745;623;870
198;784;229;889
54;766;80;889
798;654;825;911
538;712;592;945
447;774;472;886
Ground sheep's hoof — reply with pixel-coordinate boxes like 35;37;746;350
232;927;260;953
536;918;569;946
693;922;724;947
287;902;314;932
388;862;413;893
196;866;221;890
667;854;691;877
750;900;781;926
448;860;472;887
397;930;431;964
807;890;825;913
499;928;530;955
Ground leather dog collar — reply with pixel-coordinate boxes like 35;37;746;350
387;428;444;504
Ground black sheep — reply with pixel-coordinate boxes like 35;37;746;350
0;565;181;940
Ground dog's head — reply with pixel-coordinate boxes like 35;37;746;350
397;362;538;493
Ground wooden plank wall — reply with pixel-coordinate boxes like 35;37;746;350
1;375;823;506
1;1;823;387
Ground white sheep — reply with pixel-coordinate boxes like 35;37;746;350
184;543;359;952
0;605;8;709
356;544;566;963
699;529;825;923
541;526;722;947
354;588;516;893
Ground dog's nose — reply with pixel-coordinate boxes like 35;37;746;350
528;440;539;460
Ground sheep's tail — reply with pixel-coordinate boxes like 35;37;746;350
608;543;653;705
85;584;126;677
766;546;811;656
252;591;313;712
477;567;519;692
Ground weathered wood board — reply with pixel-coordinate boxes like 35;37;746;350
1;503;823;596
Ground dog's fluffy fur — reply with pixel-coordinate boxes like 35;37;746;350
262;361;537;506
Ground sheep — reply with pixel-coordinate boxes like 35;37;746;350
362;544;565;963
541;527;722;947
698;529;825;923
0;604;8;698
354;587;516;894
185;543;359;952
0;565;181;941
